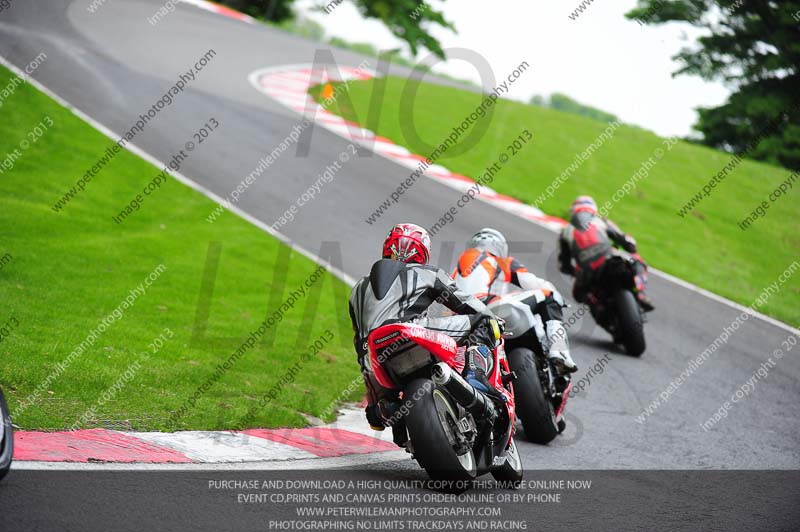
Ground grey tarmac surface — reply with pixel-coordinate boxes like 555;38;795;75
0;0;798;529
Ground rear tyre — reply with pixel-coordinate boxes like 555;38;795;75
491;438;523;488
614;290;646;357
0;388;13;481
404;378;477;482
507;348;558;444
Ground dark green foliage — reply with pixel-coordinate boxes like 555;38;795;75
529;93;619;124
347;0;454;59
529;95;546;107
627;0;800;170
219;0;454;58
547;93;619;124
220;0;294;21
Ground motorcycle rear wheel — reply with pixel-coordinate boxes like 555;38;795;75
614;290;646;357
0;387;13;481
404;378;477;481
507;348;559;444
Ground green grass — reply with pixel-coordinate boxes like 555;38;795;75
311;77;800;327
0;65;361;431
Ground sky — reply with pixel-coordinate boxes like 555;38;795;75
295;0;731;138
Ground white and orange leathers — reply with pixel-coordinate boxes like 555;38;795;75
452;248;557;300
452;248;575;372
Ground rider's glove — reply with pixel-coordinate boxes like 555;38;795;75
490;317;505;340
496;317;506;335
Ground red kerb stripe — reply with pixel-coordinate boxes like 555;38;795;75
13;429;193;463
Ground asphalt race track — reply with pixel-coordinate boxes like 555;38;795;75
1;1;798;530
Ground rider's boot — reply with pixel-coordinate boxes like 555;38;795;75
636;292;655;312
463;345;508;403
362;367;401;431
544;320;578;374
632;260;655;312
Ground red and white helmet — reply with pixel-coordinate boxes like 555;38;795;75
570;195;598;216
382;223;431;264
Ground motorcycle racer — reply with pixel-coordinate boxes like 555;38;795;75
454;228;577;374
558;196;654;311
348;223;502;431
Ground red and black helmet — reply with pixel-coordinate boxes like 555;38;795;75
570;195;598;216
382;223;431;264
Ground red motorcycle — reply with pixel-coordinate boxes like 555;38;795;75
368;323;522;483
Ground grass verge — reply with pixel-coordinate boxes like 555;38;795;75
0;65;361;431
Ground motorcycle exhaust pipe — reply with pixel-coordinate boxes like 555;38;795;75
431;362;496;421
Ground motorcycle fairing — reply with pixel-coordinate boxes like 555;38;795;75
368;323;465;389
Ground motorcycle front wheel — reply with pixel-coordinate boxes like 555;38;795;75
404;378;477;482
0;387;13;480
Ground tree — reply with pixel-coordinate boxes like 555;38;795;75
529;95;546;107
221;0;294;22
626;1;800;170
528;93;619;123
548;93;619;123
347;0;454;59
218;0;455;59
